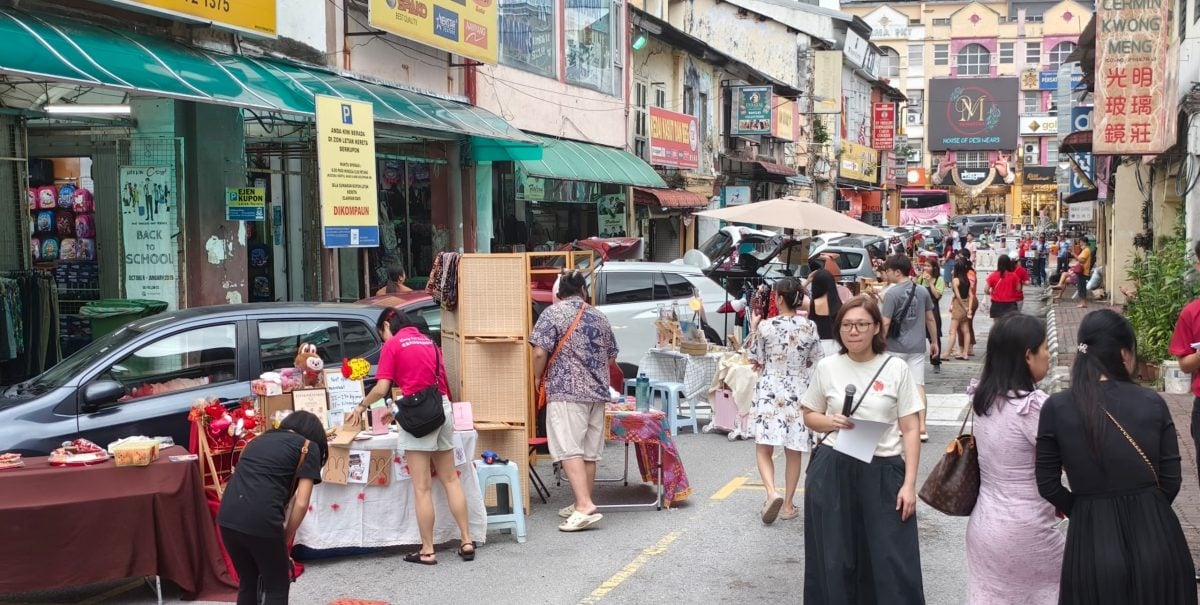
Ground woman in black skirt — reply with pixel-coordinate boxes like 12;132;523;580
1036;309;1195;604
801;296;926;604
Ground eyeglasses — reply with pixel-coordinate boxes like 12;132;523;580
839;321;875;333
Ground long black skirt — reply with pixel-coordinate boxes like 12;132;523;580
1060;488;1196;605
804;446;925;605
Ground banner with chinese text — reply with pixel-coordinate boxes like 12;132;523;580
1094;0;1176;154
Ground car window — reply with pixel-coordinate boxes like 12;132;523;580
258;320;378;372
656;273;695;300
603;272;655;304
839;253;863;270
405;303;442;344
103;324;237;400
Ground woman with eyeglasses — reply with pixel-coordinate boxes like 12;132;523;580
801;296;925;603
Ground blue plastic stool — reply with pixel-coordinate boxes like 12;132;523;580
650;381;698;436
473;460;527;544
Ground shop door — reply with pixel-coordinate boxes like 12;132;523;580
650;217;680;263
246;144;311;302
376;159;438;292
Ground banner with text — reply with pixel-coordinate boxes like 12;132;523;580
928;77;1019;151
120;165;179;310
107;0;276;37
812;51;843;115
369;0;498;65
839;140;879;184
733;86;773;135
872;102;895;150
1094;0;1176;154
316;95;379;248
772;98;796;141
649;107;699;169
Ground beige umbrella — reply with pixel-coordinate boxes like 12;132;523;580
694;196;889;237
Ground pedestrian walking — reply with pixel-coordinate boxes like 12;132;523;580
348;310;475;564
915;258;944;369
530;270;619;532
1169;239;1200;484
947;261;973;360
1034;234;1049;286
1036;309;1196;604
746;277;824;524
217;411;327;604
985;255;1025;318
966;313;1064;604
802;296;925;604
881;254;938;442
1056;235;1071;276
960;253;980;357
1071;238;1094;309
806;269;843;358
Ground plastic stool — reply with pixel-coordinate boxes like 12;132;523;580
650;381;698;436
473;460;527;544
527;438;551;504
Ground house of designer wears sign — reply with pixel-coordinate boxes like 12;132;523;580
120;166;179;310
316;96;379;248
104;0;276;37
733;86;773;135
839;140;879;184
928;77;1019;151
368;0;498;65
649;107;699;169
872;103;895;150
1094;0;1177;154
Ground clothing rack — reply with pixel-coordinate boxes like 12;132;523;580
0;270;60;385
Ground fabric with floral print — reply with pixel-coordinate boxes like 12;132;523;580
746;315;824;451
604;407;691;507
530;299;619;404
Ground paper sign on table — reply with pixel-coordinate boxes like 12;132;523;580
832;418;891;463
367;450;391;486
291;389;329;428
347;449;368;483
323;368;365;411
452;433;467;467
452;402;474;431
394;452;411;481
325;446;351;484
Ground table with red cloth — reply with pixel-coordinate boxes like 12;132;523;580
602;407;692;509
0;446;237;601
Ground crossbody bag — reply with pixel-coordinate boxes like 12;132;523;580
1105;410;1160;489
535;302;587;410
396;346;446;438
809;356;894;466
887;283;917;339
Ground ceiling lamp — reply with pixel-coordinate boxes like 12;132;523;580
43;104;132;115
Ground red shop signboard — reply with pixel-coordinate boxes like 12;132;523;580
872;102;895;151
649;107;700;170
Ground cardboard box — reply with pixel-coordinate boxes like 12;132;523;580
258;393;293;428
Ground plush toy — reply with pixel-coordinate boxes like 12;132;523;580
295;343;324;388
341;357;371;381
229;399;259;442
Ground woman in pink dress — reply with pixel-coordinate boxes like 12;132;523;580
966;313;1064;603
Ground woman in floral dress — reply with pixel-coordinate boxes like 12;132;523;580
748;277;824;524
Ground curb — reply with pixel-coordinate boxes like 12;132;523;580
1044;302;1070;394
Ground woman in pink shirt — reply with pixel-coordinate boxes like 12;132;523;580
346;310;475;565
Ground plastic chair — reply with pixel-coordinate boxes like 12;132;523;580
473;460;527;544
527;437;551;504
650;381;699;436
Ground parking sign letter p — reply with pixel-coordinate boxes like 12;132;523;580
341;104;353;124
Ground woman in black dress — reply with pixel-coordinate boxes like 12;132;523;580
1035;309;1195;604
806;269;842;357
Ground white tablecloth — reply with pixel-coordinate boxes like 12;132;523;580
296;430;488;549
637;349;720;401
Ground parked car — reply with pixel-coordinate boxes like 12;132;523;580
790;245;876;282
0;304;387;455
957;214;1007;237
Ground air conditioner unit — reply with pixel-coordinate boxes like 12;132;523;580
1023;142;1039;155
906;113;920;126
1024;153;1039;165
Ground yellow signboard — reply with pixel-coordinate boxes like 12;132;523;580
839;140;879;185
368;0;498;65
315;95;379;248
107;0;276;37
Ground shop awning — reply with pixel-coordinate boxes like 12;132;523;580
754;160;798;177
633;187;709;209
0;9;539;154
1060;131;1093;154
518;135;667;188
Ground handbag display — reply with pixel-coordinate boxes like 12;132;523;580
396;347;446;438
535;303;587;410
919;408;979;516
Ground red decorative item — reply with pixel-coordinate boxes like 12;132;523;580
873;380;885;392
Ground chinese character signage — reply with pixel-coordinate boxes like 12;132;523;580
733;86;773;135
839;140;879;184
315;95;379;248
812;52;843;114
772;98;796;141
106;0;276;37
928;78;1019;151
1094;0;1176;154
872;103;895;150
649;107;699;169
369;0;498;65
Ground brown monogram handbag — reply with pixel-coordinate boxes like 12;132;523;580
919;408;980;516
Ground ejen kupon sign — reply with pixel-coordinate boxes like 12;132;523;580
733;86;773;135
369;0;498;65
839;140;879;184
872;103;895;150
649;107;699;169
102;0;276;37
1094;0;1177;154
316;95;379;248
928;78;1019;151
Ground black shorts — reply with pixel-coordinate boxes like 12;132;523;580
990;301;1019;318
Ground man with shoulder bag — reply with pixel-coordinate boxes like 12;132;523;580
881;255;939;443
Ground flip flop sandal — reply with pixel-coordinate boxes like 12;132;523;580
404;552;437;565
558;510;603;532
559;504;575;519
920;433;930;443
761;495;784;524
457;541;477;561
779;507;800;521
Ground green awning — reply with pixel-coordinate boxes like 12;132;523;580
0;9;539;150
519;135;667;188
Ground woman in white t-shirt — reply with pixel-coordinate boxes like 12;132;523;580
801;295;926;604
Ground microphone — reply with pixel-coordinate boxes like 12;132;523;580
841;385;857;417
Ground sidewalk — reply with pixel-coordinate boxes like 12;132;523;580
1051;299;1200;564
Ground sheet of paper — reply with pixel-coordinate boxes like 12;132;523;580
832;418;891;463
452;433;467;467
347;449;368;483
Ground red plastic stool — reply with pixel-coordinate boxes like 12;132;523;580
528;437;551;503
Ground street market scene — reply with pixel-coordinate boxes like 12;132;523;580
2;0;1200;602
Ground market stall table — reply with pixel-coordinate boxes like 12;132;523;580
295;430;488;549
636;348;720;403
0;446;237;602
595;407;691;511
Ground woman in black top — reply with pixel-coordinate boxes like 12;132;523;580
806;269;842;357
217;411;328;605
1035;310;1195;604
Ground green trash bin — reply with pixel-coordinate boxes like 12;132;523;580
81;299;169;338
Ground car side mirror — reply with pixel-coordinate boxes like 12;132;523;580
82;380;126;412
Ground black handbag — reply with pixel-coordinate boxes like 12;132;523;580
396;346;446;438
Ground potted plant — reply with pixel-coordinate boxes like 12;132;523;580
1125;217;1199;384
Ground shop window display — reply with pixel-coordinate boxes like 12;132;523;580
499;0;556;78
565;0;614;93
375;159;436;292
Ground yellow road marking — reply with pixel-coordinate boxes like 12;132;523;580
579;531;683;604
710;476;748;500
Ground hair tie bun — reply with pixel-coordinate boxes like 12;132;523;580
1077;343;1088;354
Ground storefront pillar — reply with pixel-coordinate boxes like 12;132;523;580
180;102;248;307
1111;162;1145;301
475;161;494;252
448;142;464;252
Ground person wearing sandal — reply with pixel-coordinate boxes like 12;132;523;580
345;310;475;565
801;296;926;604
217;411;328;604
531;270;619;533
880;255;938;443
746;277;824;524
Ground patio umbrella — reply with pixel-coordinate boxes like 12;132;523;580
694;196;889;237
